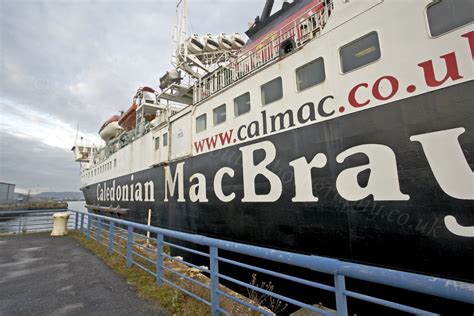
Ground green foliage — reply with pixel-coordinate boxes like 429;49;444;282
70;230;271;315
247;273;287;314
70;232;211;315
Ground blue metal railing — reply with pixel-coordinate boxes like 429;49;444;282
0;209;76;235
68;210;474;315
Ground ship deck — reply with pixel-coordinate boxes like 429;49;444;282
0;234;167;315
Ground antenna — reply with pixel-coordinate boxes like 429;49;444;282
172;0;188;68
74;123;79;144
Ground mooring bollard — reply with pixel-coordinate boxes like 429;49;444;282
51;212;71;236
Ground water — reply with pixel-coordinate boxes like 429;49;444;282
0;200;86;234
67;200;87;212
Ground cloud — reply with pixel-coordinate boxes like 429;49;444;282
0;132;80;193
0;0;281;192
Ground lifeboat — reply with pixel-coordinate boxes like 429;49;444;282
230;33;245;49
203;34;219;52
186;34;205;54
118;87;157;132
217;33;233;50
99;115;121;141
118;104;137;132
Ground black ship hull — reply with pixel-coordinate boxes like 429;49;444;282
83;81;473;287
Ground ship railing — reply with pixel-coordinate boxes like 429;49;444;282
193;1;332;104
69;210;474;315
0;209;76;235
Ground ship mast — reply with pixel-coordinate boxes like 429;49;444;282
171;0;188;70
159;0;245;104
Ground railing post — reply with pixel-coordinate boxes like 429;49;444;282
97;218;102;243
18;214;22;234
334;274;348;316
156;233;164;286
108;221;114;254
126;226;133;268
210;246;220;316
80;213;84;235
86;215;91;240
74;212;78;230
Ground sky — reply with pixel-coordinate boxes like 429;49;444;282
0;0;285;193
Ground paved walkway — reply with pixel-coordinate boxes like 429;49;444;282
0;234;167;316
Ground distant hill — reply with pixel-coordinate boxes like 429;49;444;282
35;191;84;201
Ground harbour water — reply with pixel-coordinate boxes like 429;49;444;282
67;200;87;212
0;200;86;233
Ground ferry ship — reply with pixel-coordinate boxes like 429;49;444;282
73;0;473;311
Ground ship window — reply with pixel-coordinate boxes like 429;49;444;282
427;0;473;37
296;57;325;91
261;77;283;105
234;92;250;117
163;133;168;147
114;159;117;168
196;114;207;133
213;104;226;125
155;137;160;150
340;31;380;73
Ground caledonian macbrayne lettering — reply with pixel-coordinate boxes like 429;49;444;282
97;127;472;204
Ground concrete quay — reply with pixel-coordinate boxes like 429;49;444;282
0;234;167;316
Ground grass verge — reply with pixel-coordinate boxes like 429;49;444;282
69;230;268;315
69;231;212;315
